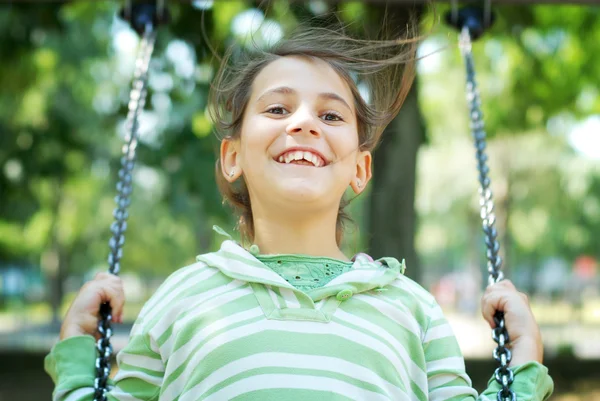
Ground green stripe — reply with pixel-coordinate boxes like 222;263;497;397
268;286;286;309
226;388;355;401
424;334;464;362
340;296;425;368
410;378;428;401
430;376;469;390
182;329;408;396
45;244;554;401
199;367;392;400
146;270;237;332
161;313;265;390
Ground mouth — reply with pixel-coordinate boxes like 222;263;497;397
274;148;329;168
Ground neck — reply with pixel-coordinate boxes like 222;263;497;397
250;205;350;262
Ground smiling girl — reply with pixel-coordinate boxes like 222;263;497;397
46;21;553;401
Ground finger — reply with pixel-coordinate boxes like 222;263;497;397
79;313;102;338
95;271;118;281
489;279;516;291
481;290;508;329
96;282;126;322
484;279;519;300
519;292;529;303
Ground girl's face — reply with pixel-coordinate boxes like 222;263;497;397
221;56;371;211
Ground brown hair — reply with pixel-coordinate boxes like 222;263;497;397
208;14;419;246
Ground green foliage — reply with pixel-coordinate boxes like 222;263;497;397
0;2;598;303
0;2;230;275
417;4;600;282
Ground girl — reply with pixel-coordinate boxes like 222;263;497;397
46;20;553;401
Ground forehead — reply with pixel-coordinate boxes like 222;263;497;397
251;56;354;103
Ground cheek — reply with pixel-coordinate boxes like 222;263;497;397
329;126;360;154
238;116;279;166
241;115;280;144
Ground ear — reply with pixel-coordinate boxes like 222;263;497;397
350;150;372;194
220;137;242;182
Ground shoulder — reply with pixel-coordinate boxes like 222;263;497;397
135;259;216;323
366;255;439;314
390;274;437;307
380;272;441;327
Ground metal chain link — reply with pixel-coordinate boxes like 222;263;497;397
459;26;516;401
93;23;157;401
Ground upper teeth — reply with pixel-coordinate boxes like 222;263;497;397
277;150;324;167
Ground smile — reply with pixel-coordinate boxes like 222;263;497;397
274;149;328;167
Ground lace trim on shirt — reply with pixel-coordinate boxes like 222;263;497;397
256;254;353;291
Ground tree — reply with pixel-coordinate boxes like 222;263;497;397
415;4;600;288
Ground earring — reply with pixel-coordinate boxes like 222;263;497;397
357;180;362;188
229;170;235;178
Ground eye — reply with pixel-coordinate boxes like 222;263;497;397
321;112;343;122
266;106;288;115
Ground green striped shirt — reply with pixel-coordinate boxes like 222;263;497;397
45;239;553;400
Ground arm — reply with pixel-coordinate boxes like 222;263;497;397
45;273;164;401
45;329;163;401
423;284;553;401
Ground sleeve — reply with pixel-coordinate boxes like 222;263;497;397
44;321;164;401
423;303;554;401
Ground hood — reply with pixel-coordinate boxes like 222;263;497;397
197;227;406;305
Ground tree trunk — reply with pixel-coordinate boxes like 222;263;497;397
368;79;425;283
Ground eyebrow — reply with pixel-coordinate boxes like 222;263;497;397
255;86;354;114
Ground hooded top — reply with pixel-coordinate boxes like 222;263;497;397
45;235;553;401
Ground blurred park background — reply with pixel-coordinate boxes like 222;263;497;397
1;0;599;399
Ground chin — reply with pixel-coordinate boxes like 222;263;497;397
273;180;330;204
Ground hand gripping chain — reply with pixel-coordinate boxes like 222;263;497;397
459;27;515;401
93;24;157;401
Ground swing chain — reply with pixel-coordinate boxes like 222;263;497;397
459;27;515;401
93;23;157;401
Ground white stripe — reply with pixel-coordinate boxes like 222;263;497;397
428;372;467;389
179;352;408;401
113;394;147;401
279;287;300;308
148;334;160;355
155;285;252;357
113;368;163;387
149;278;247;340
315;298;326;309
326;268;387;287
56;387;94;401
200;374;393;401
162;318;421;401
130;321;144;337
117;352;164;372
111;388;147;401
364;291;416;323
426;304;447;322
426;356;466;374
160;308;265;399
267;286;281;307
335;307;427;395
423;322;455;343
429;384;478;400
202;252;290;288
140;262;208;318
358;295;423;338
57;384;146;401
165;307;264;375
142;267;220;326
388;279;436;309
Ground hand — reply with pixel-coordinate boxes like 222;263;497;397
59;272;125;341
481;279;543;367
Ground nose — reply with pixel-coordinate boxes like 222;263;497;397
285;106;321;137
